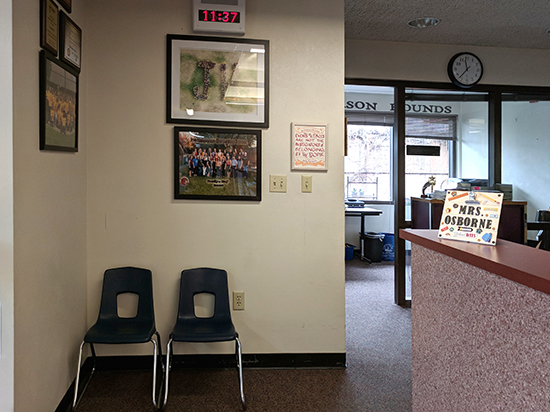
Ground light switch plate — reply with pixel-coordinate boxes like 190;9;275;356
269;175;287;192
301;175;312;193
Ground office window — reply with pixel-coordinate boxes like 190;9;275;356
405;115;456;200
345;114;456;202
345;124;392;201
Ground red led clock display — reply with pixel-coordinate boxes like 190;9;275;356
199;9;241;24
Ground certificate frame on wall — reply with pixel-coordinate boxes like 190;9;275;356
291;123;328;171
40;0;59;55
174;126;261;201
60;12;82;72
40;50;79;152
167;34;269;128
57;0;71;13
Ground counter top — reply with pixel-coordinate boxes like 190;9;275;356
411;196;527;205
400;229;550;295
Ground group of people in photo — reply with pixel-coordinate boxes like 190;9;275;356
184;146;251;179
45;85;76;135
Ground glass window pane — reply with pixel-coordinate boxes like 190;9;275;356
345;124;392;201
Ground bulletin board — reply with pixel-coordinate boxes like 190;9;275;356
291;123;327;171
438;190;504;245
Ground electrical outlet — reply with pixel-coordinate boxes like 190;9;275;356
269;175;287;192
233;291;245;310
301;175;312;193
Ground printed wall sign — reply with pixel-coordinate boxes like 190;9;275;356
438;190;503;245
291;123;327;171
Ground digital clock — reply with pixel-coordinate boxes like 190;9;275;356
199;9;241;24
193;0;246;35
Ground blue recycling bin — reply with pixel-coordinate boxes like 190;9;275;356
345;243;355;260
382;232;394;261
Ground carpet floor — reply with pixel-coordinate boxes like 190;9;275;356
75;260;411;411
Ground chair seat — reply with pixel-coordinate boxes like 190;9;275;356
171;319;236;342
84;320;156;344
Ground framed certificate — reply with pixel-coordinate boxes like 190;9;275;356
40;0;59;55
60;12;81;72
57;0;71;13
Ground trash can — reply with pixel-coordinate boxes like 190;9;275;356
360;232;384;262
345;243;355;261
382;232;395;261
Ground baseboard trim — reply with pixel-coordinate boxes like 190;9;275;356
55;357;94;412
94;352;346;370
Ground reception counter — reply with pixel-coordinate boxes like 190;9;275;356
400;229;550;412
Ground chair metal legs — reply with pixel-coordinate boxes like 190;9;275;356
72;333;163;411
235;335;246;410
73;341;97;410
162;337;173;410
162;336;246;411
151;331;164;409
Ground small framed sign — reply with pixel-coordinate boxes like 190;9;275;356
291;123;328;171
40;0;59;55
60;12;81;72
438;190;503;245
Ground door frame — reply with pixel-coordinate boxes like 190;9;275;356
346;78;550;307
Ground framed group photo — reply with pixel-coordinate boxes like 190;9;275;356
40;50;79;152
174;127;261;201
167;34;269;128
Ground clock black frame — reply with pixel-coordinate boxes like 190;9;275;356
447;52;484;89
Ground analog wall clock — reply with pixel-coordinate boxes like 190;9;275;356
447;52;484;88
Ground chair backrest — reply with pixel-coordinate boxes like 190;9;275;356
97;266;155;324
177;267;232;322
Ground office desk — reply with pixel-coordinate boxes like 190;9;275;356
345;206;383;261
345;206;383;234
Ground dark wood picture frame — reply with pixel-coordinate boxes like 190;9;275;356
40;50;79;152
57;0;71;13
167;34;269;128
40;0;59;55
174;127;261;201
59;11;82;73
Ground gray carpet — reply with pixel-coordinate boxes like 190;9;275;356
75;260;411;411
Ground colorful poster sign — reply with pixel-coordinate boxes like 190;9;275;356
438;190;504;245
291;123;327;171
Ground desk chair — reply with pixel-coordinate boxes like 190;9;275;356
163;267;245;410
73;267;163;410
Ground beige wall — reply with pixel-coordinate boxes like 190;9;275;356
12;0;88;410
85;0;346;357
346;38;550;87
0;0;14;409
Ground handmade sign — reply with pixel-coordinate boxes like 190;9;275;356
291;123;327;171
438;190;503;245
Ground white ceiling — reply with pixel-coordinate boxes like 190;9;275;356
345;0;550;50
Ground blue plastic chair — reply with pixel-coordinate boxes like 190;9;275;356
162;267;245;410
73;267;163;410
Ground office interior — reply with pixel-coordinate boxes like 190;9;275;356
2;1;550;410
